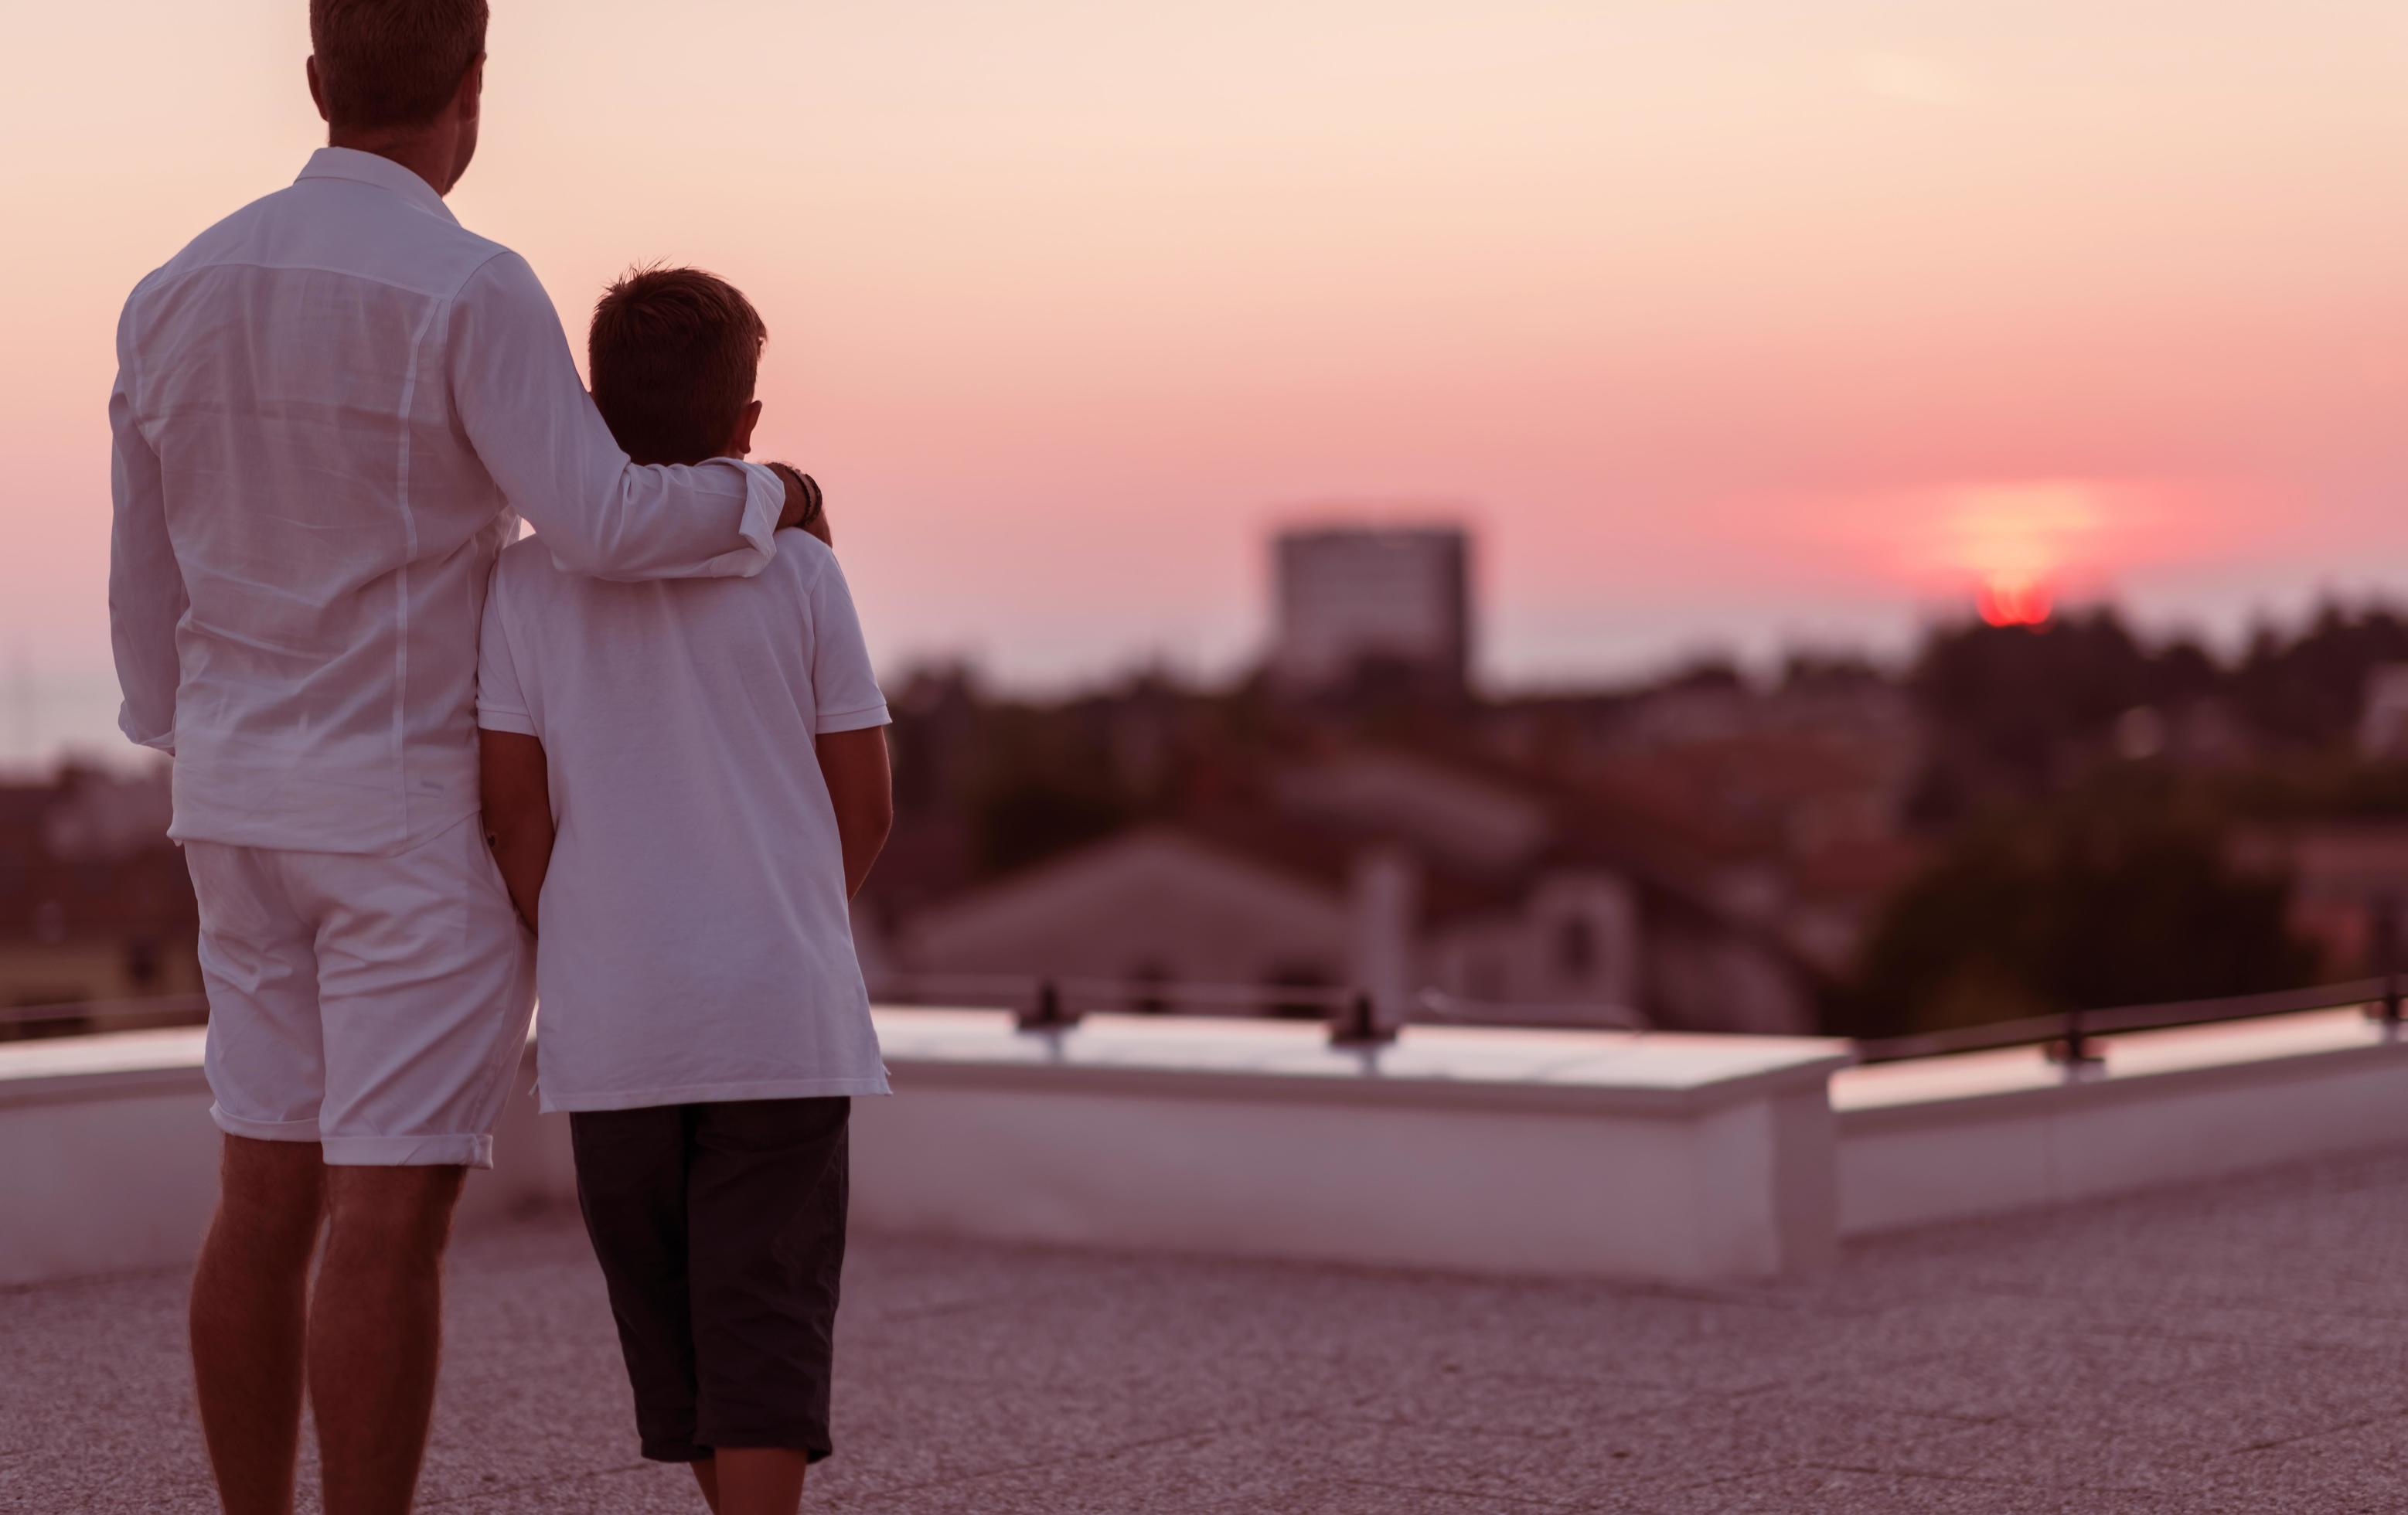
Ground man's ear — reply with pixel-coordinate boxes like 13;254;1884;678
728;399;763;458
307;56;330;123
456;56;484;123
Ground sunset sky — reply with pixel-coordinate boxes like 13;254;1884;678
4;0;2405;761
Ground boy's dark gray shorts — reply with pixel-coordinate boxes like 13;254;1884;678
570;1096;850;1465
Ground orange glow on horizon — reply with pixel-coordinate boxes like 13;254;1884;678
1892;479;2131;626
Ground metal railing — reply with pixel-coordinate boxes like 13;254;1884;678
1851;975;2399;1072
867;972;1646;1047
0;975;1650;1053
875;972;1395;1046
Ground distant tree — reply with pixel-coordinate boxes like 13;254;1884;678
2225;754;2408;822
1661;656;1746;693
1780;649;1885;690
2229;602;2408;747
1912;611;2154;779
1834;775;2316;1040
1905;609;2227;826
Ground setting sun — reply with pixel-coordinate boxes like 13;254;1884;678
1927;481;2117;627
1977;576;2055;627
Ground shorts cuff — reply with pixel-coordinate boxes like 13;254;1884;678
211;1106;321;1143
320;1132;495;1168
640;1438;709;1464
695;1430;834;1466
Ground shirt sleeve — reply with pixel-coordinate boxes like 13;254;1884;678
107;304;183;756
474;562;538;737
447;250;783;584
806;549;891;734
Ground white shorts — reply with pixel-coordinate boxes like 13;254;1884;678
184;815;536;1167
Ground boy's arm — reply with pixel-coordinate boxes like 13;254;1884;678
816;727;893;898
806;547;891;897
479;729;554;932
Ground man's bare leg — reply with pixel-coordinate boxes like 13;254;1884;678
715;1449;809;1515
690;1457;722;1513
309;1164;465;1515
192;1135;329;1515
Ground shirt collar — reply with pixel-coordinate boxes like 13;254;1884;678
295;147;459;224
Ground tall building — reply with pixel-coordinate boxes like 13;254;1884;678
1270;524;1471;696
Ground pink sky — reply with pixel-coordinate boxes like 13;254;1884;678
4;0;2406;756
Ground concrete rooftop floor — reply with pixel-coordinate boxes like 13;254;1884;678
13;1150;2408;1513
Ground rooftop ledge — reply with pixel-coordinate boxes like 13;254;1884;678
877;1008;1850;1115
12;1003;2408;1288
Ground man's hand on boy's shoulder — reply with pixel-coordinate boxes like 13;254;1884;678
768;463;826;540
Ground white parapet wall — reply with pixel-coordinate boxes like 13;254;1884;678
0;1012;1848;1289
1834;1008;2408;1237
0;1031;222;1288
856;1012;1847;1282
24;1005;2408;1291
0;1029;567;1288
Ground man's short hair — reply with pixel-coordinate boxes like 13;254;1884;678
309;0;489;132
588;267;769;466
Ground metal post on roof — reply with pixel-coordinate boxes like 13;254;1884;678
2046;1007;2105;1081
1329;989;1396;1050
1016;978;1071;1033
2359;896;2398;1040
2371;896;2403;1043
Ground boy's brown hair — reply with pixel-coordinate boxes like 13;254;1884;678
308;0;488;131
588;266;768;466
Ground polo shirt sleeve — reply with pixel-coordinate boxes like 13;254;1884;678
807;551;891;734
475;563;538;737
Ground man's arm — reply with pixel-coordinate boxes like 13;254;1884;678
479;730;553;933
448;250;815;581
816;728;893;898
107;346;183;754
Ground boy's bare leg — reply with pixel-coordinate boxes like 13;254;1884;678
690;1458;722;1513
310;1164;466;1515
192;1135;329;1515
715;1449;809;1515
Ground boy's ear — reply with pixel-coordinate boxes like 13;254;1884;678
728;399;763;459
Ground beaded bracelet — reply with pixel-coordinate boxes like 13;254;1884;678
771;462;824;531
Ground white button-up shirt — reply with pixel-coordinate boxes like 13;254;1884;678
109;148;785;854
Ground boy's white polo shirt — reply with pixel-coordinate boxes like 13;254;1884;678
476;527;892;1112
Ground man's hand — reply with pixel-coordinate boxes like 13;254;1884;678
769;463;824;536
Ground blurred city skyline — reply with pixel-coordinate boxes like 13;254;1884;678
5;0;2406;765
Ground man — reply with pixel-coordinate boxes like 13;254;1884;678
105;4;822;1513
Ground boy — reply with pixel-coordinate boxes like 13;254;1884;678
475;266;894;1515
